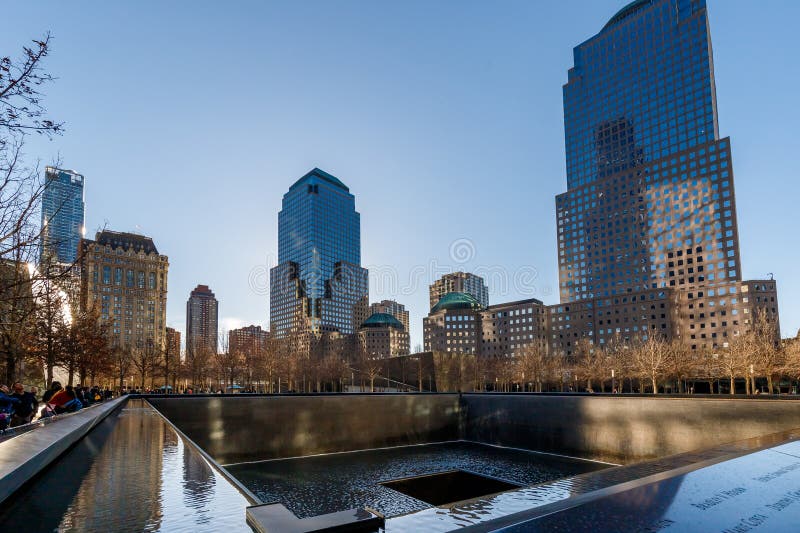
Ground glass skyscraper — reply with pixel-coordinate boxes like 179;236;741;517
551;0;779;353
40;166;85;265
270;168;368;338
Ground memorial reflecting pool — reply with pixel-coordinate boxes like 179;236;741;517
225;441;608;518
4;394;800;532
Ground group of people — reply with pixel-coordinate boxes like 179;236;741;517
0;381;113;431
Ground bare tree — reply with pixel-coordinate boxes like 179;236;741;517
25;262;65;384
214;330;241;391
630;335;673;394
130;339;157;391
749;310;782;394
668;340;698;394
0;33;63;141
0;34;64;384
573;338;605;392
263;336;281;393
358;347;382;392
517;343;548;392
72;304;112;386
724;331;753;395
111;345;132;392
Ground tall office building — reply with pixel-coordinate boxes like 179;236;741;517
551;0;779;354
270;168;368;338
429;272;489;310
369;300;410;334
186;285;218;358
40;166;85;265
79;231;169;351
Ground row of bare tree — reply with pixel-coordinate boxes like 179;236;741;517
508;311;790;395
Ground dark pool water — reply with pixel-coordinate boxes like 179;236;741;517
226;441;608;519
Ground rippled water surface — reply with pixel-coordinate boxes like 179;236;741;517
0;399;252;532
226;441;607;519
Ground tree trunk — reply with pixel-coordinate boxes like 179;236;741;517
651;376;658;395
729;376;735;395
767;374;774;395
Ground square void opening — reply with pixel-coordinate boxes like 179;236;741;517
380;469;522;506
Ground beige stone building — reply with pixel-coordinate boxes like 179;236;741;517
480;299;548;357
79;231;168;352
423;292;548;357
369;300;410;334
358;313;409;358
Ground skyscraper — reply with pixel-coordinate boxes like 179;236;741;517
270;168;368;338
429;272;489;310
550;0;779;354
40;166;85;265
79;230;169;351
186;284;218;358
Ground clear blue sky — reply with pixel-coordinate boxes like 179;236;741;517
3;1;799;349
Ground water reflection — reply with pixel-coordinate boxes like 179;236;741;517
0;399;250;532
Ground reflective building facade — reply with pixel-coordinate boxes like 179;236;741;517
552;0;779;353
270;168;368;338
40;166;85;265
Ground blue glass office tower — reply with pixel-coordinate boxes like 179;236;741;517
270;168;368;338
551;0;779;353
40;166;85;265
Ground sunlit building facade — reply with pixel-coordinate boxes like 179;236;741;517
551;0;779;354
165;327;181;360
79;231;169;351
424;293;547;357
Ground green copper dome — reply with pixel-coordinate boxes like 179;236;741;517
431;292;483;313
361;312;403;329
